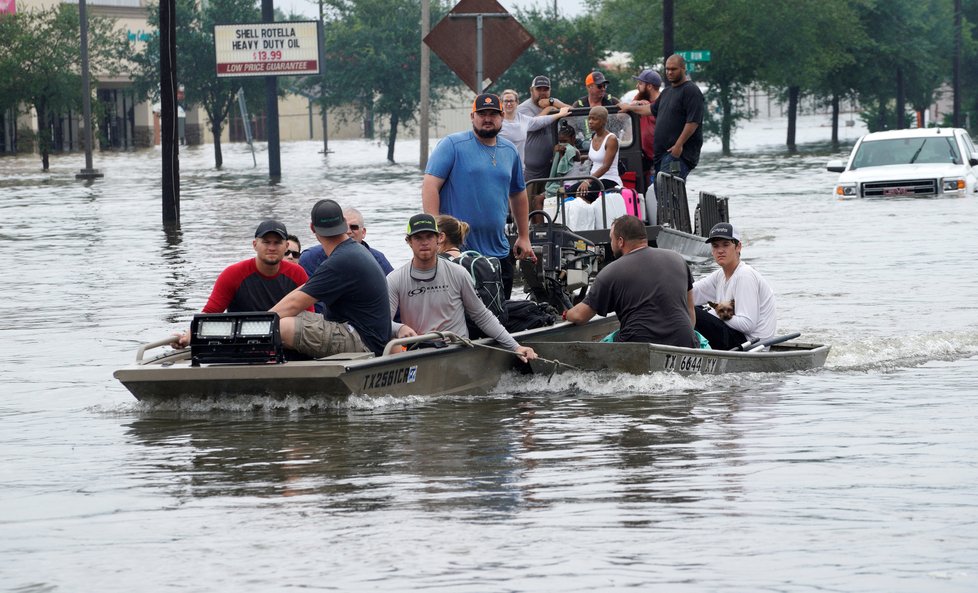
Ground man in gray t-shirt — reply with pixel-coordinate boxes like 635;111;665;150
518;75;558;198
387;214;537;361
564;215;697;348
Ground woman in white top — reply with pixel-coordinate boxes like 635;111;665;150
498;89;570;165
574;105;621;200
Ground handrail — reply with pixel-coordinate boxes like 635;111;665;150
382;331;464;357
136;336;184;362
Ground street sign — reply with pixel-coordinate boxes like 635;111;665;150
214;21;323;77
424;0;533;93
677;50;711;62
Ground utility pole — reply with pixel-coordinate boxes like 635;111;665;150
160;0;179;227
318;0;329;154
419;0;430;170
953;0;961;127
662;0;674;64
262;0;281;177
76;0;103;180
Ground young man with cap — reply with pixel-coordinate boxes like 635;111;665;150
651;54;705;181
422;93;535;301
563;215;697;348
271;199;391;357
619;68;662;184
387;214;537;362
172;219;310;348
692;223;777;350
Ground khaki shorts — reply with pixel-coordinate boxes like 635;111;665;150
292;311;369;358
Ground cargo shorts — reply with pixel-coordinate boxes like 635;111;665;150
292;311;370;358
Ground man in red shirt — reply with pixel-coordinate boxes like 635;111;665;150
173;219;310;347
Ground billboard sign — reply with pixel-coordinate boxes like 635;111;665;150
214;21;322;77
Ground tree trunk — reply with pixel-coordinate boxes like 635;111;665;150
831;93;840;151
212;120;223;169
895;67;905;129
786;86;799;153
719;84;732;156
876;96;886;131
36;102;50;171
387;112;399;163
363;103;374;139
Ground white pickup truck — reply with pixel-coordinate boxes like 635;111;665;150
826;127;978;198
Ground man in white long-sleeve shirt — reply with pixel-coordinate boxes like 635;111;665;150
387;214;537;362
692;223;777;349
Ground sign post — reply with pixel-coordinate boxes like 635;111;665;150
676;49;711;74
424;0;533;94
214;19;322;178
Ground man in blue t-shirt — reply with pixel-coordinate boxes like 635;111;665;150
422;92;535;299
272;199;391;357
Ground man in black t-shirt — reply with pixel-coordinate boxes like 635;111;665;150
651;54;705;181
271;199;391;357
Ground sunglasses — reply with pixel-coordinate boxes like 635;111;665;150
348;224;361;231
285;250;300;258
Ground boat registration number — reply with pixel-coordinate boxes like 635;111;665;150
362;365;418;391
663;353;719;373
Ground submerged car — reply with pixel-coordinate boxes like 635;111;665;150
826;127;978;198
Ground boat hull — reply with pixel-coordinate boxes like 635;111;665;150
524;340;830;376
114;317;619;403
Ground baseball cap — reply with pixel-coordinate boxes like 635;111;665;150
531;75;551;88
585;71;607;86
705;222;741;243
632;69;662;87
406;213;438;236
310;199;348;237
255;219;288;239
472;93;503;113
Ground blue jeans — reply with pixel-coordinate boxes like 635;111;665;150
655;153;691;181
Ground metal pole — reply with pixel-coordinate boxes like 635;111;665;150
262;0;281;178
419;0;430;170
318;0;329;154
159;0;179;226
476;15;483;92
662;0;674;65
76;0;103;180
953;0;961;127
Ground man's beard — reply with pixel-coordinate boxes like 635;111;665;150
635;87;652;102
473;125;500;139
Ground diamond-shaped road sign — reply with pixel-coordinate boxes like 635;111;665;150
424;0;534;94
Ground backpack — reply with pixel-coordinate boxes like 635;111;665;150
453;250;508;325
502;300;559;333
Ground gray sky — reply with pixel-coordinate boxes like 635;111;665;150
277;0;584;20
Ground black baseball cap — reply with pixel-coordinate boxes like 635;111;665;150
406;213;438;236
311;199;348;236
472;93;503;113
255;219;288;240
531;75;551;88
705;222;741;243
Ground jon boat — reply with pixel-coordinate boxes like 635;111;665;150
114;314;619;403
525;334;830;376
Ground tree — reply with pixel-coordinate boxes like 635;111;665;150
131;0;265;169
318;0;456;162
492;9;613;105
0;5;124;169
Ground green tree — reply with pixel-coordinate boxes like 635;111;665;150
492;9;612;106
318;0;456;162
131;0;265;169
1;5;124;169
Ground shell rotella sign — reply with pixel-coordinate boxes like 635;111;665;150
214;21;322;78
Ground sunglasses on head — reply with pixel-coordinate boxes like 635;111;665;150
285;250;300;258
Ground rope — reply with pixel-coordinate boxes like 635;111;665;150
452;334;580;382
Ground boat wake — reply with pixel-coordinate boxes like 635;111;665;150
823;329;978;373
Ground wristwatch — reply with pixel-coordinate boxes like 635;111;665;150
548;98;555;106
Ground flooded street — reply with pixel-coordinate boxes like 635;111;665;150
2;117;978;592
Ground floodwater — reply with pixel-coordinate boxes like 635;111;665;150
2;116;977;592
